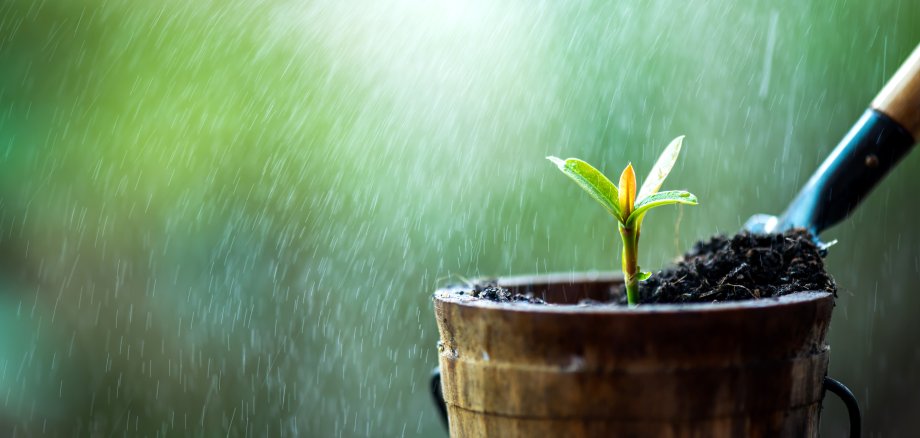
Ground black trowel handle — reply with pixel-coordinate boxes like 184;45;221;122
780;43;920;235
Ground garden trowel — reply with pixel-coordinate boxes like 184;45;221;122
744;43;920;242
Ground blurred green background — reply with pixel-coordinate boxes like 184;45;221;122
1;0;918;435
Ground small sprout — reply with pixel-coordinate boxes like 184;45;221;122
548;136;699;306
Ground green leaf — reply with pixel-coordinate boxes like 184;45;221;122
625;190;698;228
636;271;652;281
618;163;636;218
547;156;622;222
637;136;684;203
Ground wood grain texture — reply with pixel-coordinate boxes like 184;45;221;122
872;43;920;139
434;273;835;438
445;403;821;438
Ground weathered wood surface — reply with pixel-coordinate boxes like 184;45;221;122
434;273;835;438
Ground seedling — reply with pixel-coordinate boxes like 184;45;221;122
548;136;698;305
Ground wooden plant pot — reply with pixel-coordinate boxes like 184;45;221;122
433;273;836;438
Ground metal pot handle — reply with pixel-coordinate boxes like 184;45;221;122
824;376;861;438
431;367;449;431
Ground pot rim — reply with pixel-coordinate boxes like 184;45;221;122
434;271;834;315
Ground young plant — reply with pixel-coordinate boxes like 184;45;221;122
547;136;698;306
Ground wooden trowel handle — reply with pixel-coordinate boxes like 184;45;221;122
779;43;920;235
872;43;920;140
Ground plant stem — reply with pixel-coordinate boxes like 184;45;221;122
619;225;639;306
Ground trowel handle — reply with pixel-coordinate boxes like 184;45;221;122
780;43;920;235
872;43;920;140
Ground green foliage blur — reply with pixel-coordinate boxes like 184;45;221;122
0;0;918;435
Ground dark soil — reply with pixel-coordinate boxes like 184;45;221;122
466;228;835;305
461;279;546;304
632;229;836;304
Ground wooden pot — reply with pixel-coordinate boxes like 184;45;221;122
433;273;835;438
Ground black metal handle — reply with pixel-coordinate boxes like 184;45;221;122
778;109;915;235
431;367;449;432
824;376;861;438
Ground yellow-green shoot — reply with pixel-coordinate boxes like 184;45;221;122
547;136;698;306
